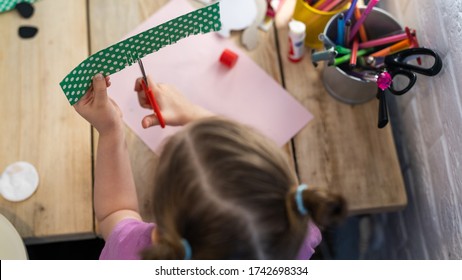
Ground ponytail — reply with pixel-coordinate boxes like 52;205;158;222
141;236;190;260
287;184;347;227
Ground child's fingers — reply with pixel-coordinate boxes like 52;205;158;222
105;76;111;87
137;90;151;109
134;76;158;91
142;114;160;129
134;77;143;92
92;74;108;102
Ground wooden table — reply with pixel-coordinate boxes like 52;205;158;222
0;0;406;240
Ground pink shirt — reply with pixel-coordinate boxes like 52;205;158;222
100;219;322;260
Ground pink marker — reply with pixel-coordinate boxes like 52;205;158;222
358;32;407;49
349;0;380;42
321;0;342;11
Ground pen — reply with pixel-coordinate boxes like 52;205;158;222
138;59;166;128
358;32;407;49
311;48;338;67
318;33;336;49
405;27;422;65
322;0;343;11
344;0;358;22
349;0;380;42
344;19;352;47
336;13;345;46
369;38;410;57
349;37;359;67
335;45;351;55
354;6;368;42
332;48;372;66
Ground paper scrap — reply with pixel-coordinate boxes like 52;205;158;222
59;2;221;105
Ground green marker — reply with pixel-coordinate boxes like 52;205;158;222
333;48;374;66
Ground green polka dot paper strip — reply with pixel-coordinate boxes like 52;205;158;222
0;0;36;13
60;2;221;105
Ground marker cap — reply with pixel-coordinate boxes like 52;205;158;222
289;20;306;41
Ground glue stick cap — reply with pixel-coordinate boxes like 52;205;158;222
289;20;306;41
219;49;239;68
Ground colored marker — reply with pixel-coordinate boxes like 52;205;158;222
319;33;336;49
349;0;380;42
311;48;338;67
322;0;343;11
350;37;359;67
369;39;410;57
344;19;352;47
332;48;373;66
405;27;422;65
359;32;407;49
337;13;345;46
344;0;358;22
354;6;368;42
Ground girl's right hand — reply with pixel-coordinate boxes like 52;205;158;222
134;76;213;128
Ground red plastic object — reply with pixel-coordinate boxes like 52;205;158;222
219;49;239;68
140;79;166;128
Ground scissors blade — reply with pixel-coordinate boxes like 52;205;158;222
138;59;148;85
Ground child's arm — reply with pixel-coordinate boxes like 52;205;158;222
74;74;141;240
134;76;214;129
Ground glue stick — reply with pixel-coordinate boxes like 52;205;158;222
288;20;306;63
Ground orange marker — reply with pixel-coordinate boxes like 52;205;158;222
370;39;410;57
354;6;368;42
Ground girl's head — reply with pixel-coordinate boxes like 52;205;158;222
142;118;346;259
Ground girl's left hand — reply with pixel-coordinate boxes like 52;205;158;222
74;74;123;135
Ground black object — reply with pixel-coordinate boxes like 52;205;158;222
377;89;389;129
15;2;35;18
26;237;105;260
363;48;443;95
18;26;38;39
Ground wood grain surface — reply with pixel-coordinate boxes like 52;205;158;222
275;1;407;213
0;0;93;239
0;0;406;239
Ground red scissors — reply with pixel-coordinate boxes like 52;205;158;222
138;59;165;128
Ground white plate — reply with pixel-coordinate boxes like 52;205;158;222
0;214;28;260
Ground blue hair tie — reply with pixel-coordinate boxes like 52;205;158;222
295;184;309;215
181;238;192;260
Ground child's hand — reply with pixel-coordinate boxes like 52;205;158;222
74;74;123;135
134;76;213;128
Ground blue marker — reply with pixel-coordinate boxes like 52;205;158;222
337;13;345;46
344;0;359;22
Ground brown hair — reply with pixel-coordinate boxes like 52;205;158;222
142;117;346;259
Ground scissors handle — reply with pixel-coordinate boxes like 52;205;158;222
140;79;166;128
377;88;389;129
388;69;417;95
385;47;443;76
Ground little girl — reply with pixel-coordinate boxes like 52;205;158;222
74;74;347;260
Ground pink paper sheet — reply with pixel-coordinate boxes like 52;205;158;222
108;0;313;153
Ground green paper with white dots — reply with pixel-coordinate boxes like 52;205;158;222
60;2;221;105
0;0;36;13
